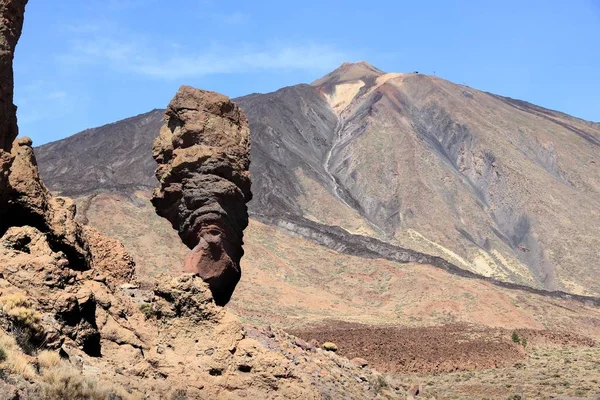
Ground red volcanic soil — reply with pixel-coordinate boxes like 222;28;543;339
291;322;595;374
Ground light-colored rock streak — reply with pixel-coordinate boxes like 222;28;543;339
324;117;353;210
324;113;387;238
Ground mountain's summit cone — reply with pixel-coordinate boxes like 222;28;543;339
311;61;385;87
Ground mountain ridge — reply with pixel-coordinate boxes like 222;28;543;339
35;62;600;298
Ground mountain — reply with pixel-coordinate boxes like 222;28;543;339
241;61;600;295
37;61;600;297
36;109;163;196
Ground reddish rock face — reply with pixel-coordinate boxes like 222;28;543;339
152;86;252;306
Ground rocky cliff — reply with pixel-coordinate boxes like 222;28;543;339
0;0;26;221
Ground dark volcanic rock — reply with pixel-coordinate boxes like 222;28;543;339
35;109;164;196
151;86;252;306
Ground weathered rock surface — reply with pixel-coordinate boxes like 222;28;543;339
0;0;26;219
152;86;252;306
0;230;401;398
0;0;25;152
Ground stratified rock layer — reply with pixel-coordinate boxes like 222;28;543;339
152;86;252;305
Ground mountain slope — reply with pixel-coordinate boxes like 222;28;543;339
241;62;600;294
36;109;163;195
35;62;600;297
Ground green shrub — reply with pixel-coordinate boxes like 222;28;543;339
138;303;154;320
511;331;520;344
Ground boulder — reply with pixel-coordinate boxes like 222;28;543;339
151;86;252;306
322;342;338;352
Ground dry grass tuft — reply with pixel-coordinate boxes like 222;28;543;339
0;309;138;399
0;332;36;379
0;293;42;329
37;350;61;369
37;350;139;399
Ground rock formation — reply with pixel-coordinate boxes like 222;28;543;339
151;86;252;306
0;0;25;151
0;0;26;222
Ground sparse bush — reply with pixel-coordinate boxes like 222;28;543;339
521;337;527;347
0;332;36;379
372;374;388;394
0;333;137;399
139;302;160;320
0;293;44;354
38;353;137;400
0;345;7;363
41;366;107;400
38;350;61;369
0;293;42;328
171;389;188;400
511;331;520;344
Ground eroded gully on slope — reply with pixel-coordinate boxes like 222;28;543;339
323;113;387;238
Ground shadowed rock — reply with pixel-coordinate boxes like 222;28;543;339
0;0;27;219
0;0;26;151
0;0;137;360
151;86;252;306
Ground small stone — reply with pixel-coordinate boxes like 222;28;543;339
410;382;423;396
120;283;139;290
350;357;369;368
264;325;275;338
294;337;313;351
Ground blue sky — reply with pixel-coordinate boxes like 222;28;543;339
14;0;600;145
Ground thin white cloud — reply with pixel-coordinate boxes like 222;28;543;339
15;81;78;126
57;28;350;80
218;12;247;25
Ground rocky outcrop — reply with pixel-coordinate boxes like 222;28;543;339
1;136;135;282
152;86;252;306
0;0;26;151
0;0;27;220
